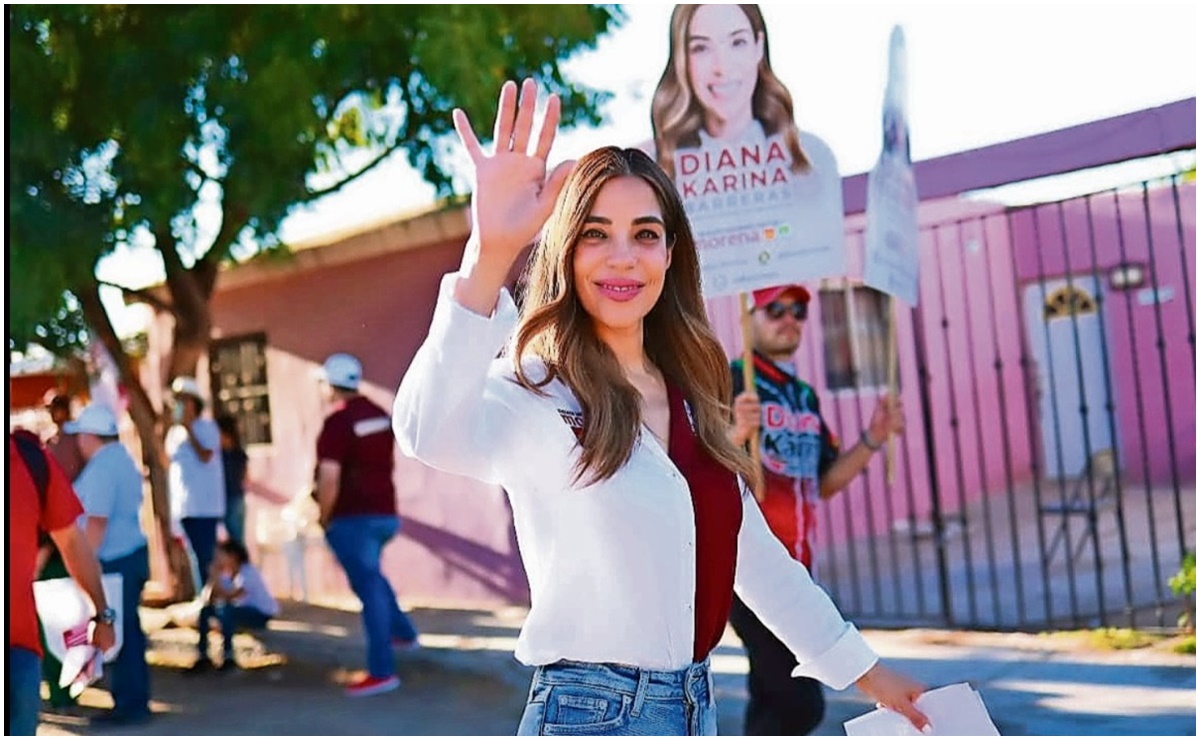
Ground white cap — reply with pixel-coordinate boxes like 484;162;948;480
319;353;362;391
170;376;204;399
63;404;119;437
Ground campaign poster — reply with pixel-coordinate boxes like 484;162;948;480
863;25;920;305
650;4;846;298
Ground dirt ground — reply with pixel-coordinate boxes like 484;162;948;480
38;601;537;736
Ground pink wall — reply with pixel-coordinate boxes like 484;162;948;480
1009;183;1197;484
144;182;1193;608
706;198;1035;546
207;240;529;607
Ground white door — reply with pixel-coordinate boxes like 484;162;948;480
1023;277;1114;479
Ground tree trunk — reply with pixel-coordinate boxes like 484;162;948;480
76;281;196;602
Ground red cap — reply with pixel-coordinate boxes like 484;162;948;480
751;284;811;308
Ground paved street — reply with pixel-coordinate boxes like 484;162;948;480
37;599;1196;736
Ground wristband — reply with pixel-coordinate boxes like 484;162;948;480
860;430;883;452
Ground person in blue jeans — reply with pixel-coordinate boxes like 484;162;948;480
215;415;249;547
314;353;419;698
9;430;117;736
188;539;279;672
67;404;153;726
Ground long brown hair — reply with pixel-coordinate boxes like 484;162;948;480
512;147;755;486
651;4;810;180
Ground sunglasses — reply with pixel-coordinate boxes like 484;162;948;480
759;301;808;321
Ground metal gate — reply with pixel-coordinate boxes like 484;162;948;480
817;174;1195;630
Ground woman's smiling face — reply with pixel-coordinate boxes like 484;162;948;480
572;176;673;342
686;4;764;129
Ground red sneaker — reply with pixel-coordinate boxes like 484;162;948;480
344;674;400;698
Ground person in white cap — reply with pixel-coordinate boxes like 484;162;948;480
314;353;418;698
165;376;225;590
67;404;152;725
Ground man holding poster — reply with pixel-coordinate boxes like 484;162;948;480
651;3;846;297
728;285;905;735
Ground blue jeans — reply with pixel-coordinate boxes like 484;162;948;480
197;603;271;660
517;659;718;736
7;647;41;735
224;497;247;546
182;517;220;585
324;515;418;678
102;546;151;719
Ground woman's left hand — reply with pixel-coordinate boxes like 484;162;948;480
855;662;930;732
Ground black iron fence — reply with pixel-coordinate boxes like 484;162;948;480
818;173;1195;630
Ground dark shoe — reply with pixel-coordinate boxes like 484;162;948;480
392;637;421;653
185;658;214;675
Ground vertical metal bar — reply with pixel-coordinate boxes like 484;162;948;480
1082;193;1136;627
1138;183;1187;568
910;256;955;626
845;287;886;617
838;282;865;615
930;224;980;625
1054;199;1107;625
1168;174;1196;376
952;217;1004;627
897;338;931;620
1111;188;1166;625
1003;208;1055;626
874;295;909;620
976;213;1029;628
816;278;845;604
1029;203;1083;624
830;279;902;614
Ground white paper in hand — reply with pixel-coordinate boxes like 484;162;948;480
33;574;124;665
844;682;1000;736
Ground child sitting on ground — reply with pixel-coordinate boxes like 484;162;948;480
188;539;280;672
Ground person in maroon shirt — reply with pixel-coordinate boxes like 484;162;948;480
314;353;419;698
8;432;116;736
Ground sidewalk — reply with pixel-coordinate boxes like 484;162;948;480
38;599;1196;736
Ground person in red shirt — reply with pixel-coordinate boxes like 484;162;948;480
314;353;419;698
8;432;116;736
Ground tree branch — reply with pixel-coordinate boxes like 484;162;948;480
302;139;406;203
96;279;177;316
155;226;208;324
196;202;249;295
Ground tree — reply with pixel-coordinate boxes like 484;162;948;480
10;5;621;599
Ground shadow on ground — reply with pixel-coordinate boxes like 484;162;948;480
37;600;1196;736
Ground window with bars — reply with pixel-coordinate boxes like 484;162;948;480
208;333;272;446
819;285;891;391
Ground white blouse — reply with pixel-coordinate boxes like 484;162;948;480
393;273;878;690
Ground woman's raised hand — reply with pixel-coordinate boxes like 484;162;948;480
454;78;576;269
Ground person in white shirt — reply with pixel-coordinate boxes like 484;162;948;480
68;404;151;724
164;376;225;588
187;539;278;672
393;79;930;735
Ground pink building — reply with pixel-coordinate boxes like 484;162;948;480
138;100;1195;611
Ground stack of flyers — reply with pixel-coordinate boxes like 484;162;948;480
844;682;1001;736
